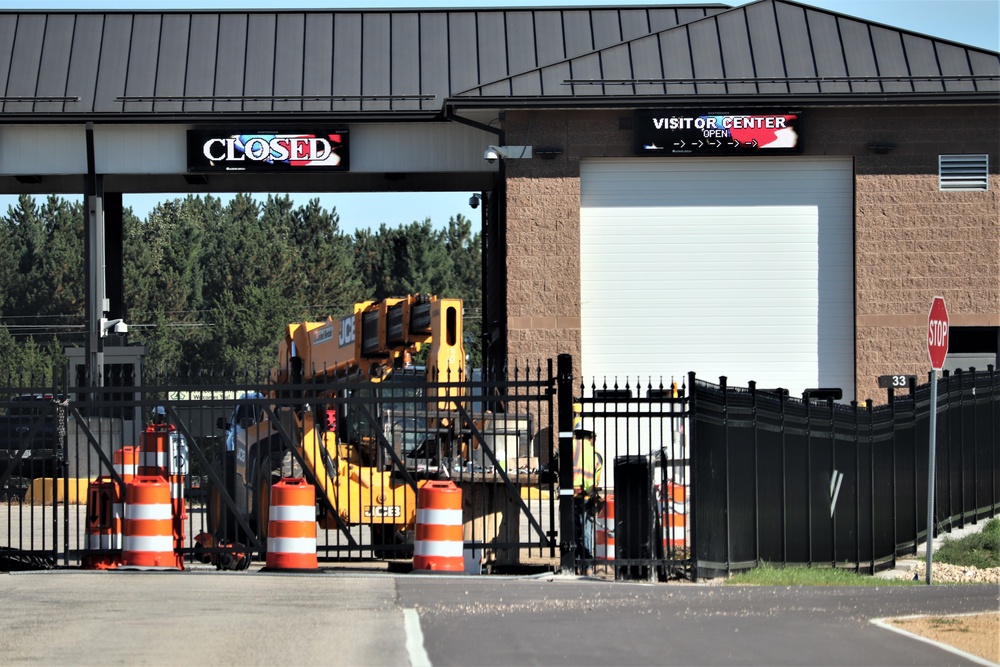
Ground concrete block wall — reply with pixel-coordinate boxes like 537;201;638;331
808;106;1000;402
502;110;628;378
500;106;1000;402
853;171;999;402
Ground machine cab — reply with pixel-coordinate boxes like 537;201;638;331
217;392;265;457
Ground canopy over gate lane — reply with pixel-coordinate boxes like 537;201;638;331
0;0;997;400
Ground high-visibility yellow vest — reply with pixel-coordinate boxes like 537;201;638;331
572;435;602;497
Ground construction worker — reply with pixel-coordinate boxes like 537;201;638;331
151;405;169;425
572;424;603;573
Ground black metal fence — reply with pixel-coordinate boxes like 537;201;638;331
1;362;557;572
688;367;1000;580
5;356;997;580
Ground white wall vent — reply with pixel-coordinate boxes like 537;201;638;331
939;154;989;191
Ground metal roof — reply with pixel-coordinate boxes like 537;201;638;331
0;0;995;122
456;0;1000;106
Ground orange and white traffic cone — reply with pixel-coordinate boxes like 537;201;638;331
265;478;318;571
121;476;182;570
413;481;464;572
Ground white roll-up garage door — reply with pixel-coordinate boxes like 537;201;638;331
580;157;854;401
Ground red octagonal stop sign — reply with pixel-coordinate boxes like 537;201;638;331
927;296;949;371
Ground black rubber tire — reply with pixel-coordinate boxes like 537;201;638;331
206;451;242;544
250;467;280;559
371;524;415;560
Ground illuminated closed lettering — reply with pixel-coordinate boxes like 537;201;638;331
202;136;333;163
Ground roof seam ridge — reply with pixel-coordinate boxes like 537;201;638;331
455;3;730;95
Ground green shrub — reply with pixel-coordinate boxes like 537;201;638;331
935;518;1000;569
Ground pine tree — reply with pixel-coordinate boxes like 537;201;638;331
287;197;362;319
0;192;486;378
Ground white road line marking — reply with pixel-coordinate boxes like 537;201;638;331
404;608;432;667
871;615;999;667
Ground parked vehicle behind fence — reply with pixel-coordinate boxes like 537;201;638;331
0;394;63;485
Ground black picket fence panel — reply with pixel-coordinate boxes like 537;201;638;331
689;367;1000;580
0;362;557;572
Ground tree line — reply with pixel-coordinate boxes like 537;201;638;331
0;194;481;382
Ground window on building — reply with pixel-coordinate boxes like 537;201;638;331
939;154;989;191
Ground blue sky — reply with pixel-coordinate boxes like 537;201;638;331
1;0;997;232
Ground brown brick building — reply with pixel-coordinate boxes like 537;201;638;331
0;1;996;404
492;106;999;403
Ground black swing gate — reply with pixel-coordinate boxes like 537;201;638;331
570;373;693;581
0;364;559;571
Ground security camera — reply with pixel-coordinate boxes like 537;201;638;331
483;145;532;163
99;317;128;337
469;195;480;209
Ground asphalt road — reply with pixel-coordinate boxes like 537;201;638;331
0;570;996;666
400;576;999;667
